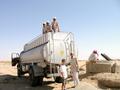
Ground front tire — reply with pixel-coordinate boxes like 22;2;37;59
39;76;44;86
17;64;22;77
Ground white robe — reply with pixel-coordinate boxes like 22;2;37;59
70;58;80;86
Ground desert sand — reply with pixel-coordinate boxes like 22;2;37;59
0;61;119;90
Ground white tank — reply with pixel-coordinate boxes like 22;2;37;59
20;32;75;65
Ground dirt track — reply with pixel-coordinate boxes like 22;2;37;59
0;61;63;90
0;61;97;90
1;61;116;90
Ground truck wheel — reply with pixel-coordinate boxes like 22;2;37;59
39;76;43;86
29;67;40;87
17;64;22;77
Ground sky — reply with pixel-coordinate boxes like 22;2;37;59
0;0;120;60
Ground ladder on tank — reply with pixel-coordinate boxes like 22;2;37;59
49;32;58;78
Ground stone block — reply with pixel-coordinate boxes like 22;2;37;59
86;61;114;73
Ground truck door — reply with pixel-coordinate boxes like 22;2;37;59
11;53;20;66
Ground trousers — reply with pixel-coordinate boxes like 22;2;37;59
72;71;80;86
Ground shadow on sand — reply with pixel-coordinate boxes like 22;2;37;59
0;74;54;90
79;71;97;80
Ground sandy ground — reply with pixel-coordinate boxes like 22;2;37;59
0;61;118;90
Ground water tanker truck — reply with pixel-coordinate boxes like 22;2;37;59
11;32;75;86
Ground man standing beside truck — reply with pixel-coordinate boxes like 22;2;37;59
70;53;80;88
60;59;68;90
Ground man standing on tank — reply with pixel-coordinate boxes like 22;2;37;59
42;22;46;34
46;21;52;33
51;17;60;32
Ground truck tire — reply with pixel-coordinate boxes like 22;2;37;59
39;76;44;86
17;64;22;77
29;67;40;87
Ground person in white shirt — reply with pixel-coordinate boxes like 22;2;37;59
88;50;99;63
70;53;80;87
60;59;67;90
51;17;60;32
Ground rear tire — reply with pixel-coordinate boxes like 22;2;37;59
29;67;43;86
